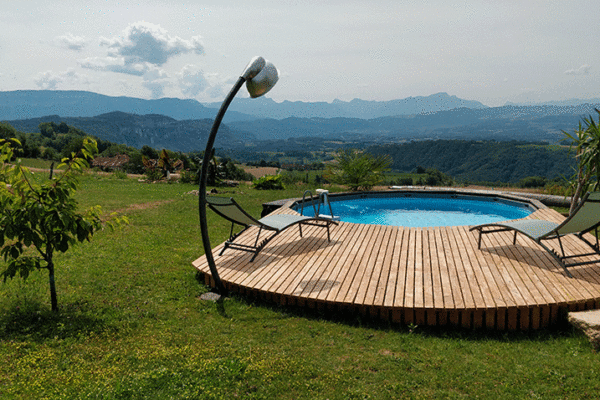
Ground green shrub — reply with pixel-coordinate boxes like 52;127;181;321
145;169;163;182
253;175;284;190
325;149;391;191
113;170;128;180
424;168;454;186
397;177;413;186
180;169;199;184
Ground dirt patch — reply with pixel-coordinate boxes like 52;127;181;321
112;200;175;215
242;167;279;179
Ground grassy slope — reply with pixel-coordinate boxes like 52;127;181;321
0;174;598;399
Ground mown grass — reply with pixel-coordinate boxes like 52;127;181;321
1;173;598;399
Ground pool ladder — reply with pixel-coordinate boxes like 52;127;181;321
300;189;340;221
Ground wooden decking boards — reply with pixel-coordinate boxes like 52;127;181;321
192;206;600;330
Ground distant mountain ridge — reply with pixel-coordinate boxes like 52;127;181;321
2;90;599;152
5;111;252;152
204;92;488;119
1;90;490;123
0;90;251;122
229;104;600;142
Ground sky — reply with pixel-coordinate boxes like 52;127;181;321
1;0;598;107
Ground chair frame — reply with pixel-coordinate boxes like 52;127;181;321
207;196;337;261
470;192;600;278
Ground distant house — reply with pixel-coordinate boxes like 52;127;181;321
172;159;184;171
92;154;130;171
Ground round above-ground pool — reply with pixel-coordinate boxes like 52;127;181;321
294;191;536;227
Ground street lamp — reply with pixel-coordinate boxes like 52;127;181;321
199;56;279;296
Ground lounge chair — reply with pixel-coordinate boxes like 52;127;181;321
469;192;600;277
206;196;338;261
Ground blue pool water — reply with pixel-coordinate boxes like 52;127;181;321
295;194;534;227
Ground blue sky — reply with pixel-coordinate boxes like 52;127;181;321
1;0;598;107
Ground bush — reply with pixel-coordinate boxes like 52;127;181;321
396;177;413;186
325;149;391;191
424;168;454;186
41;147;58;160
518;176;547;188
113;170;128;179
145;169;163;182
180;170;199;184
253;175;284;190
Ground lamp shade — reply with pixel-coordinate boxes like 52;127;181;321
246;61;279;98
241;56;266;80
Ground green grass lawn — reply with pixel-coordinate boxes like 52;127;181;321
1;173;598;399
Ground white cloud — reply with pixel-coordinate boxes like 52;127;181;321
142;67;170;98
79;56;154;76
79;21;206;97
565;64;591;75
55;33;86;51
99;21;204;71
177;64;209;97
33;68;88;89
34;71;61;89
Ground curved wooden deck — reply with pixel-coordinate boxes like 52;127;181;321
192;204;600;330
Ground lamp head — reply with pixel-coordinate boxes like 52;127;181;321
241;56;266;80
246;61;279;98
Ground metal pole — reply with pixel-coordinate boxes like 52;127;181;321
198;76;246;296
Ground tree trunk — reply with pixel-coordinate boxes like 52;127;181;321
570;182;583;215
47;259;58;312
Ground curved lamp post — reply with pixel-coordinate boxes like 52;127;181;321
199;56;279;296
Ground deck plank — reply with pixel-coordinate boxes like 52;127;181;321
361;225;395;306
393;228;411;308
327;224;378;304
372;226;400;307
300;222;356;299
318;222;370;302
341;224;385;304
383;228;405;308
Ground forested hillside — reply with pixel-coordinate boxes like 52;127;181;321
5;112;254;152
368;140;575;184
230;104;599;142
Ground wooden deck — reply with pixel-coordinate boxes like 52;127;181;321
193;204;600;330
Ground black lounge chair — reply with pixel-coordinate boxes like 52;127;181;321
206;196;338;261
470;192;600;277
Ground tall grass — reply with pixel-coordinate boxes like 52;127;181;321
0;173;597;399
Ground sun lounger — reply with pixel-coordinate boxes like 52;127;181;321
470;192;600;277
206;196;338;261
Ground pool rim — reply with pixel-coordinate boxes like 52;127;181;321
280;188;546;228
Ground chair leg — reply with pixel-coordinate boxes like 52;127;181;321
219;242;229;256
254;226;263;248
537;239;573;278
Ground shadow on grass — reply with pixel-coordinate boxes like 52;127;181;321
194;270;584;345
0;299;115;342
222;291;582;344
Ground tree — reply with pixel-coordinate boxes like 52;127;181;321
0;138;126;312
325;149;391;191
141;145;159;160
563;109;600;214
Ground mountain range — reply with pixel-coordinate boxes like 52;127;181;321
1;90;599;152
203;92;488;120
5;112;250;152
1;90;488;122
227;104;600;143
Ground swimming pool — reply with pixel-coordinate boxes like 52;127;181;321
294;192;535;227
